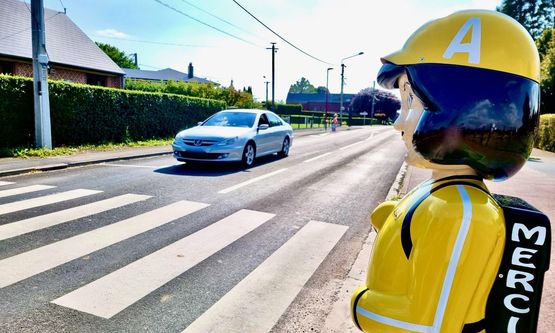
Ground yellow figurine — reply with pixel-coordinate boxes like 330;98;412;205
352;10;551;333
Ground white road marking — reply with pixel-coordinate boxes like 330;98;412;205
303;152;332;163
339;141;365;150
218;168;288;194
52;209;275;319
0;185;55;198
0;189;101;216
0;181;14;186
183;220;348;333
0;194;151;241
0;200;209;288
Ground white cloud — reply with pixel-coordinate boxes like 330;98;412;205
95;29;131;39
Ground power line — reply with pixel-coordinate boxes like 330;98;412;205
177;0;264;41
231;0;334;65
92;35;215;48
154;0;261;48
137;63;163;70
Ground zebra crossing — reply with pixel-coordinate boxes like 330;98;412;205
0;181;348;332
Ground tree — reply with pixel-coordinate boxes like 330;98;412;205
497;0;555;39
350;88;401;121
95;42;139;69
537;28;555;113
288;77;316;93
316;86;329;94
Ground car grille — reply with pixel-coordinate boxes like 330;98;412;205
183;139;219;146
175;151;225;160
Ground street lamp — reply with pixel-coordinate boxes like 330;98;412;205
325;67;333;130
339;51;364;125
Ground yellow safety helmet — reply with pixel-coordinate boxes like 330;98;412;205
382;9;540;82
377;10;541;180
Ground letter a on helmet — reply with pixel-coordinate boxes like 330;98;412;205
442;17;481;64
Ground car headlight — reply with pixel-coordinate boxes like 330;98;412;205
219;137;239;145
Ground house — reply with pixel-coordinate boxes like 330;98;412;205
0;0;124;88
123;62;216;85
286;92;356;112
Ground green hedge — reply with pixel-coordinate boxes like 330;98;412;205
536;114;555;152
0;75;226;147
274;104;302;115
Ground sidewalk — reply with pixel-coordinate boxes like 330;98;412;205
325;148;555;333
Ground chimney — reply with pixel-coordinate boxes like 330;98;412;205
188;62;194;79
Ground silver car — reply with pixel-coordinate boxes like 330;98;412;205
172;109;293;167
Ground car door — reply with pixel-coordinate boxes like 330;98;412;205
255;113;272;155
266;112;286;152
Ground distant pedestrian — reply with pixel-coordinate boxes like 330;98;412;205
331;113;339;132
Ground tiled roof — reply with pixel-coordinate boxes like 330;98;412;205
286;92;356;104
123;68;214;84
0;0;124;75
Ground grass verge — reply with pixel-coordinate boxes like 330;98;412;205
0;138;173;158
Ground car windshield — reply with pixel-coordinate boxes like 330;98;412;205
202;112;256;128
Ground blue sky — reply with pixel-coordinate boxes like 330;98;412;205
42;0;500;102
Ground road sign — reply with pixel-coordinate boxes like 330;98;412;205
359;112;368;116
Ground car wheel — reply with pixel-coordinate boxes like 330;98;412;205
242;142;256;168
278;137;290;157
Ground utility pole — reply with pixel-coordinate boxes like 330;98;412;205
31;0;52;149
131;53;138;67
339;51;364;125
267;43;277;111
264;78;270;108
370;80;376;125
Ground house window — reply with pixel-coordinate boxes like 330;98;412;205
0;61;14;75
86;74;107;86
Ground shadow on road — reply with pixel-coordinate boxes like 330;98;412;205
154;154;284;177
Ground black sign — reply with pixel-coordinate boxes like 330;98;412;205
485;194;551;333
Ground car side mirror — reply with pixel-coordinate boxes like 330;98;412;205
258;124;269;131
197;121;203;126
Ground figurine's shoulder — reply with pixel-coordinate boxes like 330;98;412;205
416;177;505;230
401;176;503;220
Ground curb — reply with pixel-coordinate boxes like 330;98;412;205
323;160;408;332
0;151;172;178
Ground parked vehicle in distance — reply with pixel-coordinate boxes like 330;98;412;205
172;109;293;168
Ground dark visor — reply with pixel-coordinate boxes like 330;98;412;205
406;63;540;180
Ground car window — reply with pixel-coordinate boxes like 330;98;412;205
266;113;283;127
258;114;270;126
203;112;256;127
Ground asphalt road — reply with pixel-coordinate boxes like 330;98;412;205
0;126;405;333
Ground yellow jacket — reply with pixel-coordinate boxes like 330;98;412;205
352;176;505;333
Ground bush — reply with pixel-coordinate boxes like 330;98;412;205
536;114;555;152
0;75;225;148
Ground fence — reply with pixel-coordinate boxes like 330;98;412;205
279;113;381;129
